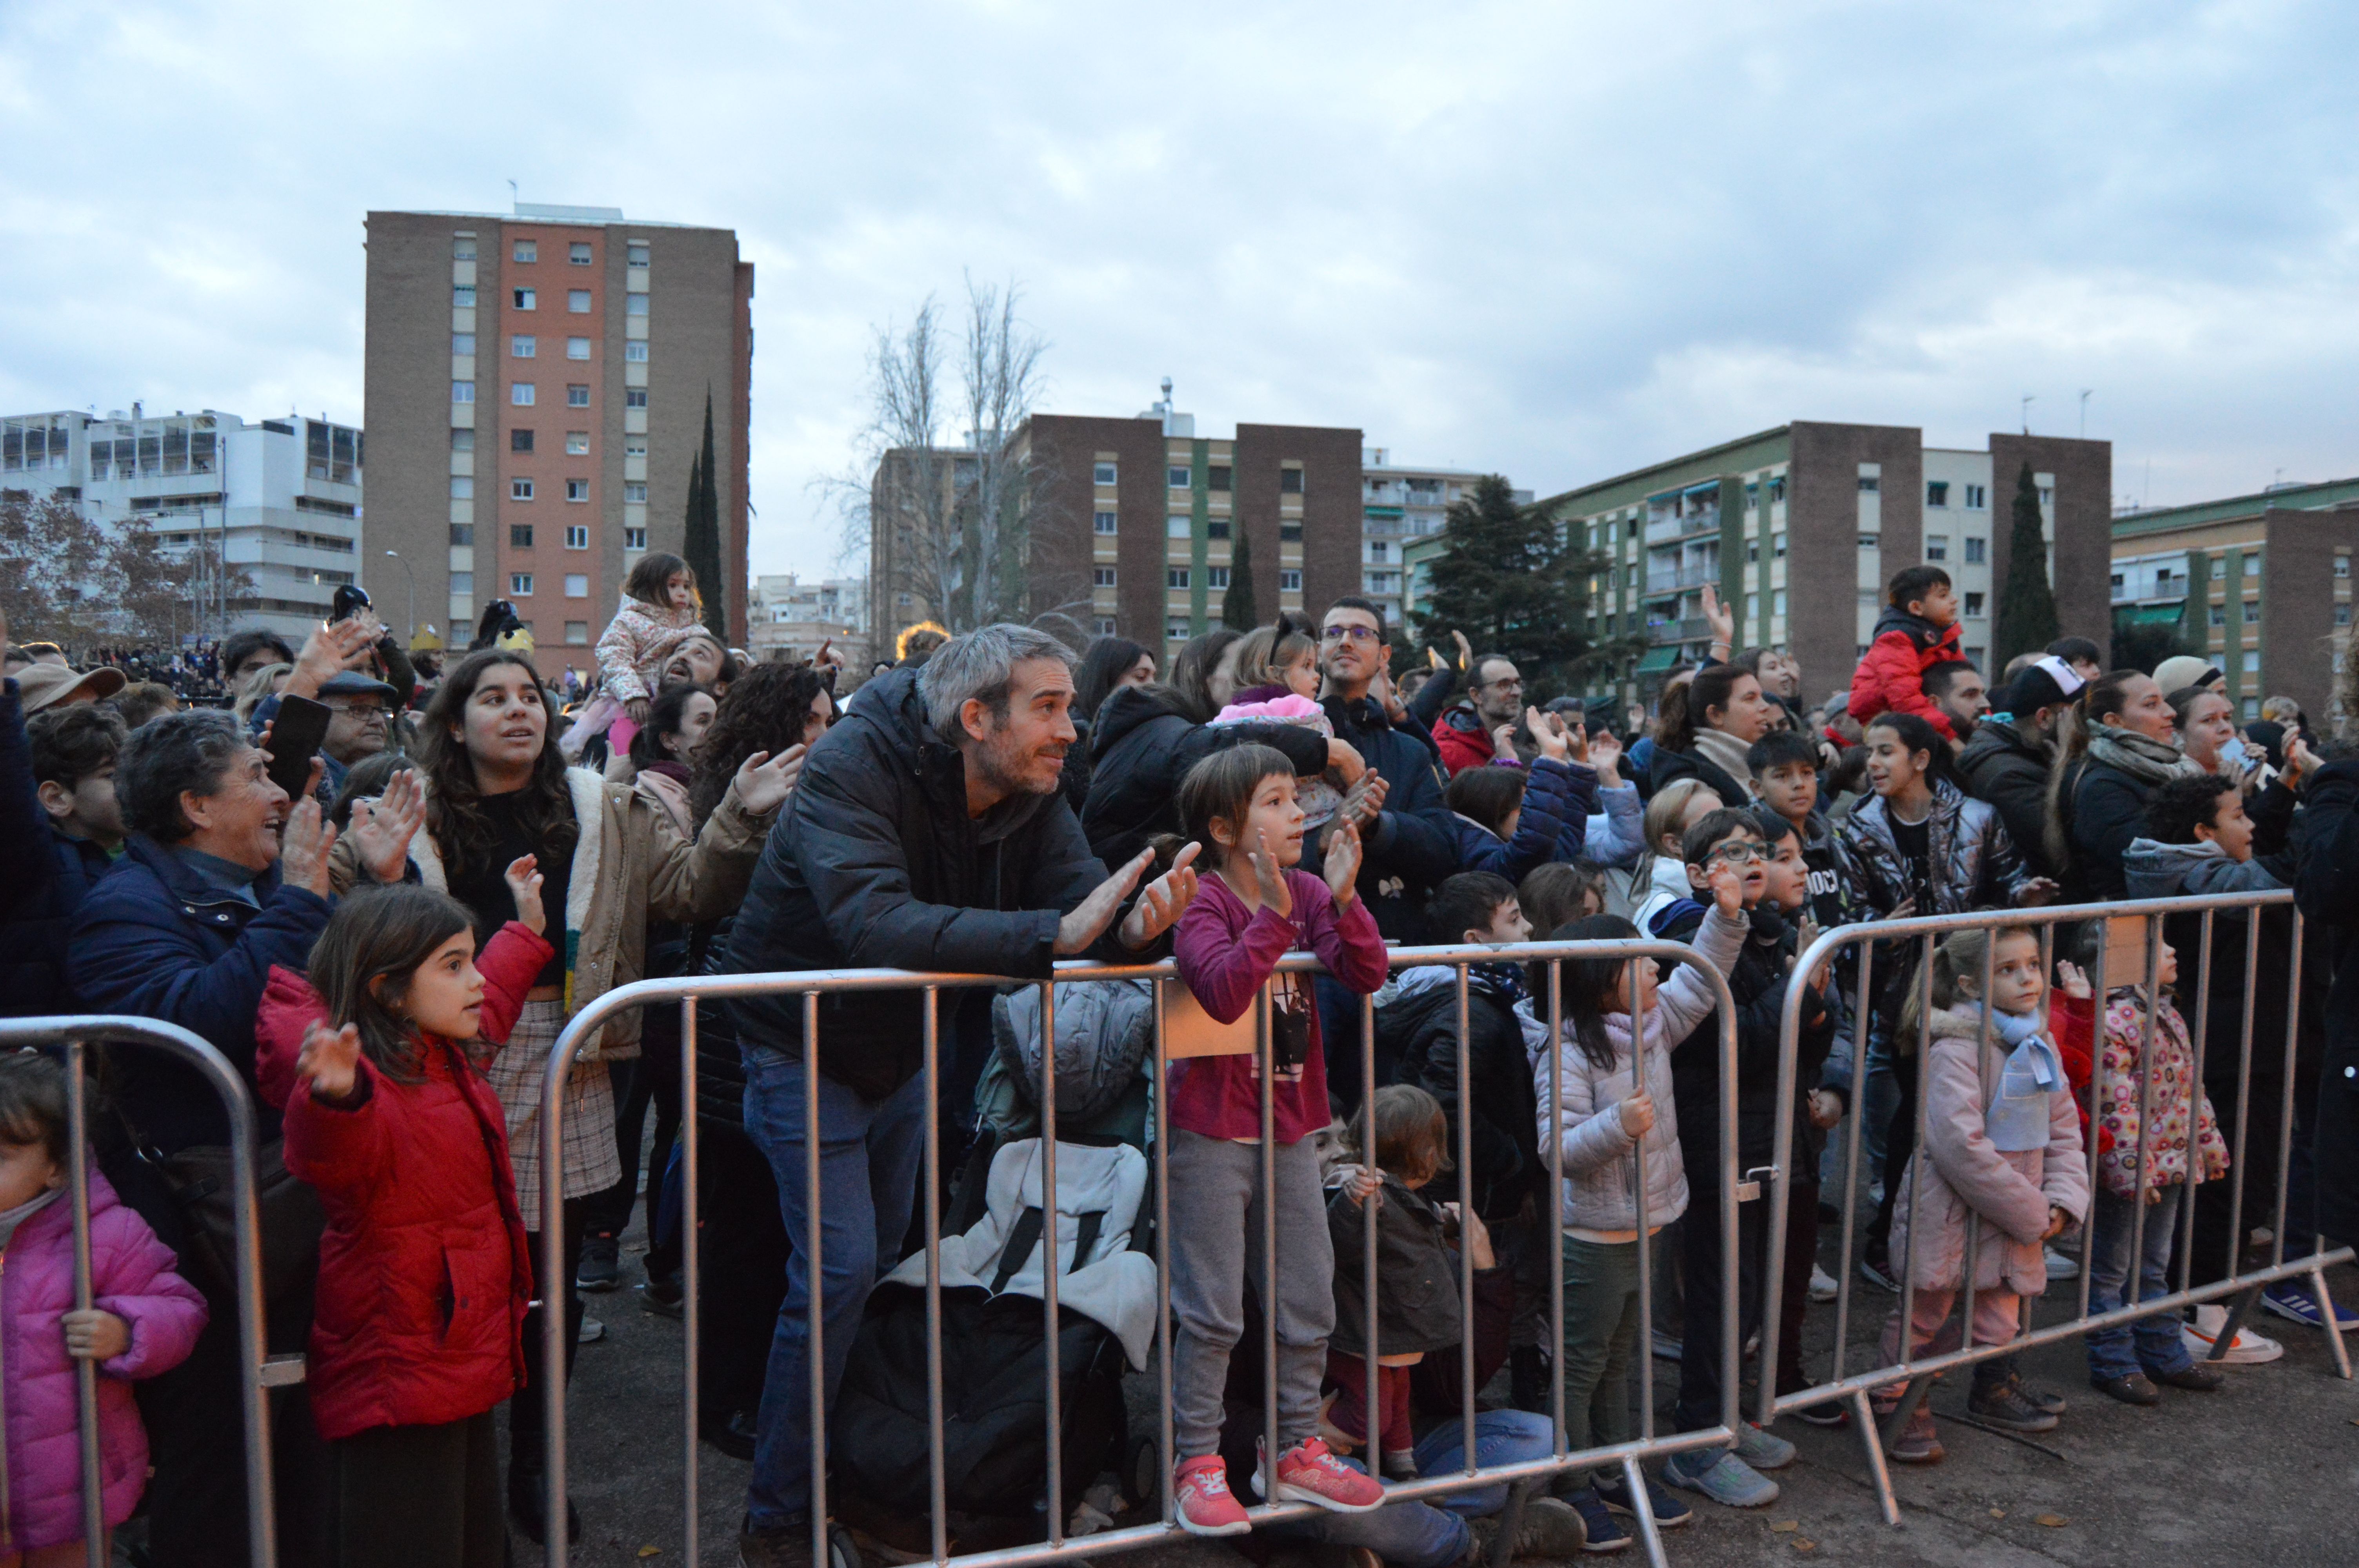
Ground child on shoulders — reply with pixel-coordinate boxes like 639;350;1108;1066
1848;565;1965;741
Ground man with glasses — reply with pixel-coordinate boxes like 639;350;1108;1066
1431;651;1525;777
1315;598;1460;1103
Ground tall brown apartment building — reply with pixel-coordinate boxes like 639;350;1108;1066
364;203;752;679
870;389;1363;660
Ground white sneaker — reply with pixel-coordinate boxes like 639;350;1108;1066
2045;1247;2080;1281
1809;1265;1839;1303
2183;1303;2282;1365
578;1317;605;1345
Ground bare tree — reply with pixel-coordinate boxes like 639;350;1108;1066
957;274;1047;628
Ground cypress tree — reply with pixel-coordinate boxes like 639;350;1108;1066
683;391;727;639
1222;528;1259;630
1993;460;2059;666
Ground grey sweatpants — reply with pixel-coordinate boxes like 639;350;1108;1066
1167;1129;1337;1457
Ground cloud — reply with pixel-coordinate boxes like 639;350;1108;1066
0;0;2352;576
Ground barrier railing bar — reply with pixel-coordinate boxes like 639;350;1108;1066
1544;958;1565;1462
924;987;949;1565
65;1035;106;1568
1628;958;1654;1450
1256;987;1278;1510
2220;912;2259;1291
2178;910;2216;1304
1150;975;1174;1530
1454;962;1477;1477
1956;933;1997;1414
680;995;701;1568
803;990;827;1568
1359;991;1382;1487
1039;978;1063;1547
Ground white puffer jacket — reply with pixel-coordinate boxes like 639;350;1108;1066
1531;906;1745;1237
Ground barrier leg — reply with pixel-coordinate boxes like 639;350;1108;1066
2309;1263;2352;1380
1485;1477;1535;1568
1848;1388;1901;1527
2208;1283;2264;1365
1619;1454;1668;1568
1876;1373;1933;1455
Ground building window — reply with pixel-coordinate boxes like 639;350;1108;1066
1096;618;1117;635
1207;520;1230;539
1774;590;1788;615
1168;465;1192;489
450;571;473;594
449;524;474;546
454;286;477;310
1857;476;1879;493
569;290;592;314
627;241;650;266
566;479;589;502
1093;461;1117;485
450;428;475;452
568;385;591;407
512;383;536;406
511;573;534;595
510;524;534;547
513;239;537;263
626;294;649;316
1280;524;1302;543
625;389;648;408
2337;604;2352;626
449;476;473;498
624;341;647;362
1964;591;1985;617
452;332;476;356
1093;510;1118;535
453;238;476;260
1168;568;1190;590
2337;556;2351;577
562;241;589;265
1747;540;1759;563
567;432;591;455
621;482;646;504
511;428;534;453
1168;514;1192;539
1209;465;1232;490
1773;532;1787;558
2243;651;2260;673
1858;533;1878;550
1093;567;1117;587
2244;555;2261;577
1925;534;1948;561
511;479;534;501
1964;536;1986;564
452;381;475;403
511;334;536;358
624;526;647;550
1926;481;1950;507
513;288;536;310
1207;566;1230;589
1279;569;1302;592
567;337;591;360
1280;468;1304;494
1965;484;1988;508
566;621;591;644
1369;541;1389;561
1768;477;1786;504
1167;619;1190;641
565;573;589;598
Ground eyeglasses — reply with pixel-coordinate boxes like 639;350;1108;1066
1704;842;1765;866
1321;624;1380;644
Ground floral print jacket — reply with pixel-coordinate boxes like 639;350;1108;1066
2096;987;2229;1200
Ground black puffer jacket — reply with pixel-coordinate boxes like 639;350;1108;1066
1957;717;2057;881
1649;744;1747;814
2064;759;2155;902
1384;969;1539;1222
1079;685;1328;869
719;667;1109;1103
2296;761;2359;1246
1322;694;1460;942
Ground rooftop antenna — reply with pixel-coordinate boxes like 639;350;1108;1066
1160;376;1172;410
507;178;519;211
2078;389;2092;439
2020;395;2035;434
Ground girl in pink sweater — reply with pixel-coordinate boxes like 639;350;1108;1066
1164;744;1390;1535
0;1053;206;1566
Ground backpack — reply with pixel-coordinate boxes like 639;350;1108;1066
991;978;1154;1124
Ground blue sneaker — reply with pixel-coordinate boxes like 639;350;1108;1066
1662;1447;1779;1508
1734;1422;1796;1471
2262;1280;2359;1330
1594;1470;1692;1530
1560;1487;1630;1553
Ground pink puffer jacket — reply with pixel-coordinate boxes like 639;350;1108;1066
1;1172;207;1553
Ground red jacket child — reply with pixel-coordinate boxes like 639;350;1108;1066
1848;605;1966;741
253;920;551;1442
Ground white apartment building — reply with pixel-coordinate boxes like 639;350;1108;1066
1360;449;1528;627
2;406;364;642
748;572;869;666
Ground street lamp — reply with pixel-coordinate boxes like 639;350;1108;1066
383;550;416;642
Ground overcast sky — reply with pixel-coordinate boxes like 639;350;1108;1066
3;1;2352;578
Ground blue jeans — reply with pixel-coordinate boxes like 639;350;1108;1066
2085;1184;2194;1380
1274;1411;1554;1568
741;1048;929;1529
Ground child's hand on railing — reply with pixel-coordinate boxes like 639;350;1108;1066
62;1307;130;1362
1336;1165;1383;1208
1618;1092;1655;1138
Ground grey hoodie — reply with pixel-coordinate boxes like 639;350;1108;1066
2121;837;2285;899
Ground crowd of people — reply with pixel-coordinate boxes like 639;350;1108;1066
3;548;2357;1567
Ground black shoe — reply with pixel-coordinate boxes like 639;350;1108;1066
642;1270;684;1319
2090;1372;2162;1406
703;1407;760;1461
2010;1373;2067;1416
2149;1361;2226;1392
576;1233;623;1292
1785;1398;1850;1428
1510;1344;1549;1413
1968;1375;2059;1432
507;1462;581;1545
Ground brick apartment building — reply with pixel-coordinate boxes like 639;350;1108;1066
1534;422;2114;707
363;203;752;678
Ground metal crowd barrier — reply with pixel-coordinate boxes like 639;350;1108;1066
1758;890;2354;1529
537;937;1744;1568
0;1016;278;1568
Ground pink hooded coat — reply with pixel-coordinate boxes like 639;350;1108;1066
1;1171;207;1553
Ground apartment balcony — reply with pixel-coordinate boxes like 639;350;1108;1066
1644;510;1720;547
1645;563;1720;593
1647;616;1711;646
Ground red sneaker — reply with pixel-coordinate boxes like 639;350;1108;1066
1173;1455;1251;1537
1272;1437;1386;1513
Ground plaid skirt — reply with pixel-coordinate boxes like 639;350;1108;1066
488;998;621;1228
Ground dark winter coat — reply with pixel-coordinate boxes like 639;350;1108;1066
1386;969;1542;1221
2;826;117;1019
1648;743;1747;815
719;667;1110;1103
68;835;334;1152
1449;757;1597;883
1957;717;2059;881
1848;607;1965;740
2296;761;2359;1246
2065;759;2158;902
1326;1172;1464;1357
1079;684;1329;869
1321;693;1461;943
1658;904;1834;1164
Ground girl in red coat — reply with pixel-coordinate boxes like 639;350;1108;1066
254;861;550;1568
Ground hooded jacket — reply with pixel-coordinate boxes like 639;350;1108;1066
1078;684;1329;870
1326;1172;1463;1357
1448;756;1597;884
1432;704;1499;777
0;1172;207;1553
1957;716;2058;881
253;927;547;1440
1847;606;1965;740
721;667;1113;1103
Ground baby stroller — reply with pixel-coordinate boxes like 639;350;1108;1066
830;977;1161;1550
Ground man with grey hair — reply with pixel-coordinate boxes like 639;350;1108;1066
721;622;1199;1566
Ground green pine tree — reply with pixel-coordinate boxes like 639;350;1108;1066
683;391;727;639
1222;527;1259;630
1993;460;2059;666
1410;475;1598;697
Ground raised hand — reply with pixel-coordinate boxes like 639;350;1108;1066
1248;827;1295;919
503;854;547;936
1321;817;1362;909
732;747;803;815
2055;960;2092;1000
1119;841;1201;949
1450;628;1472;671
2285;735;2320;789
1490;720;1518;761
2015;876;2059;908
1588;725;1623;786
1705;857;1745;918
287;616;378;700
350;766;425;884
297;1021;364;1103
1057;848;1157;955
1526;706;1579;764
1699;583;1735;649
278;798;336;899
